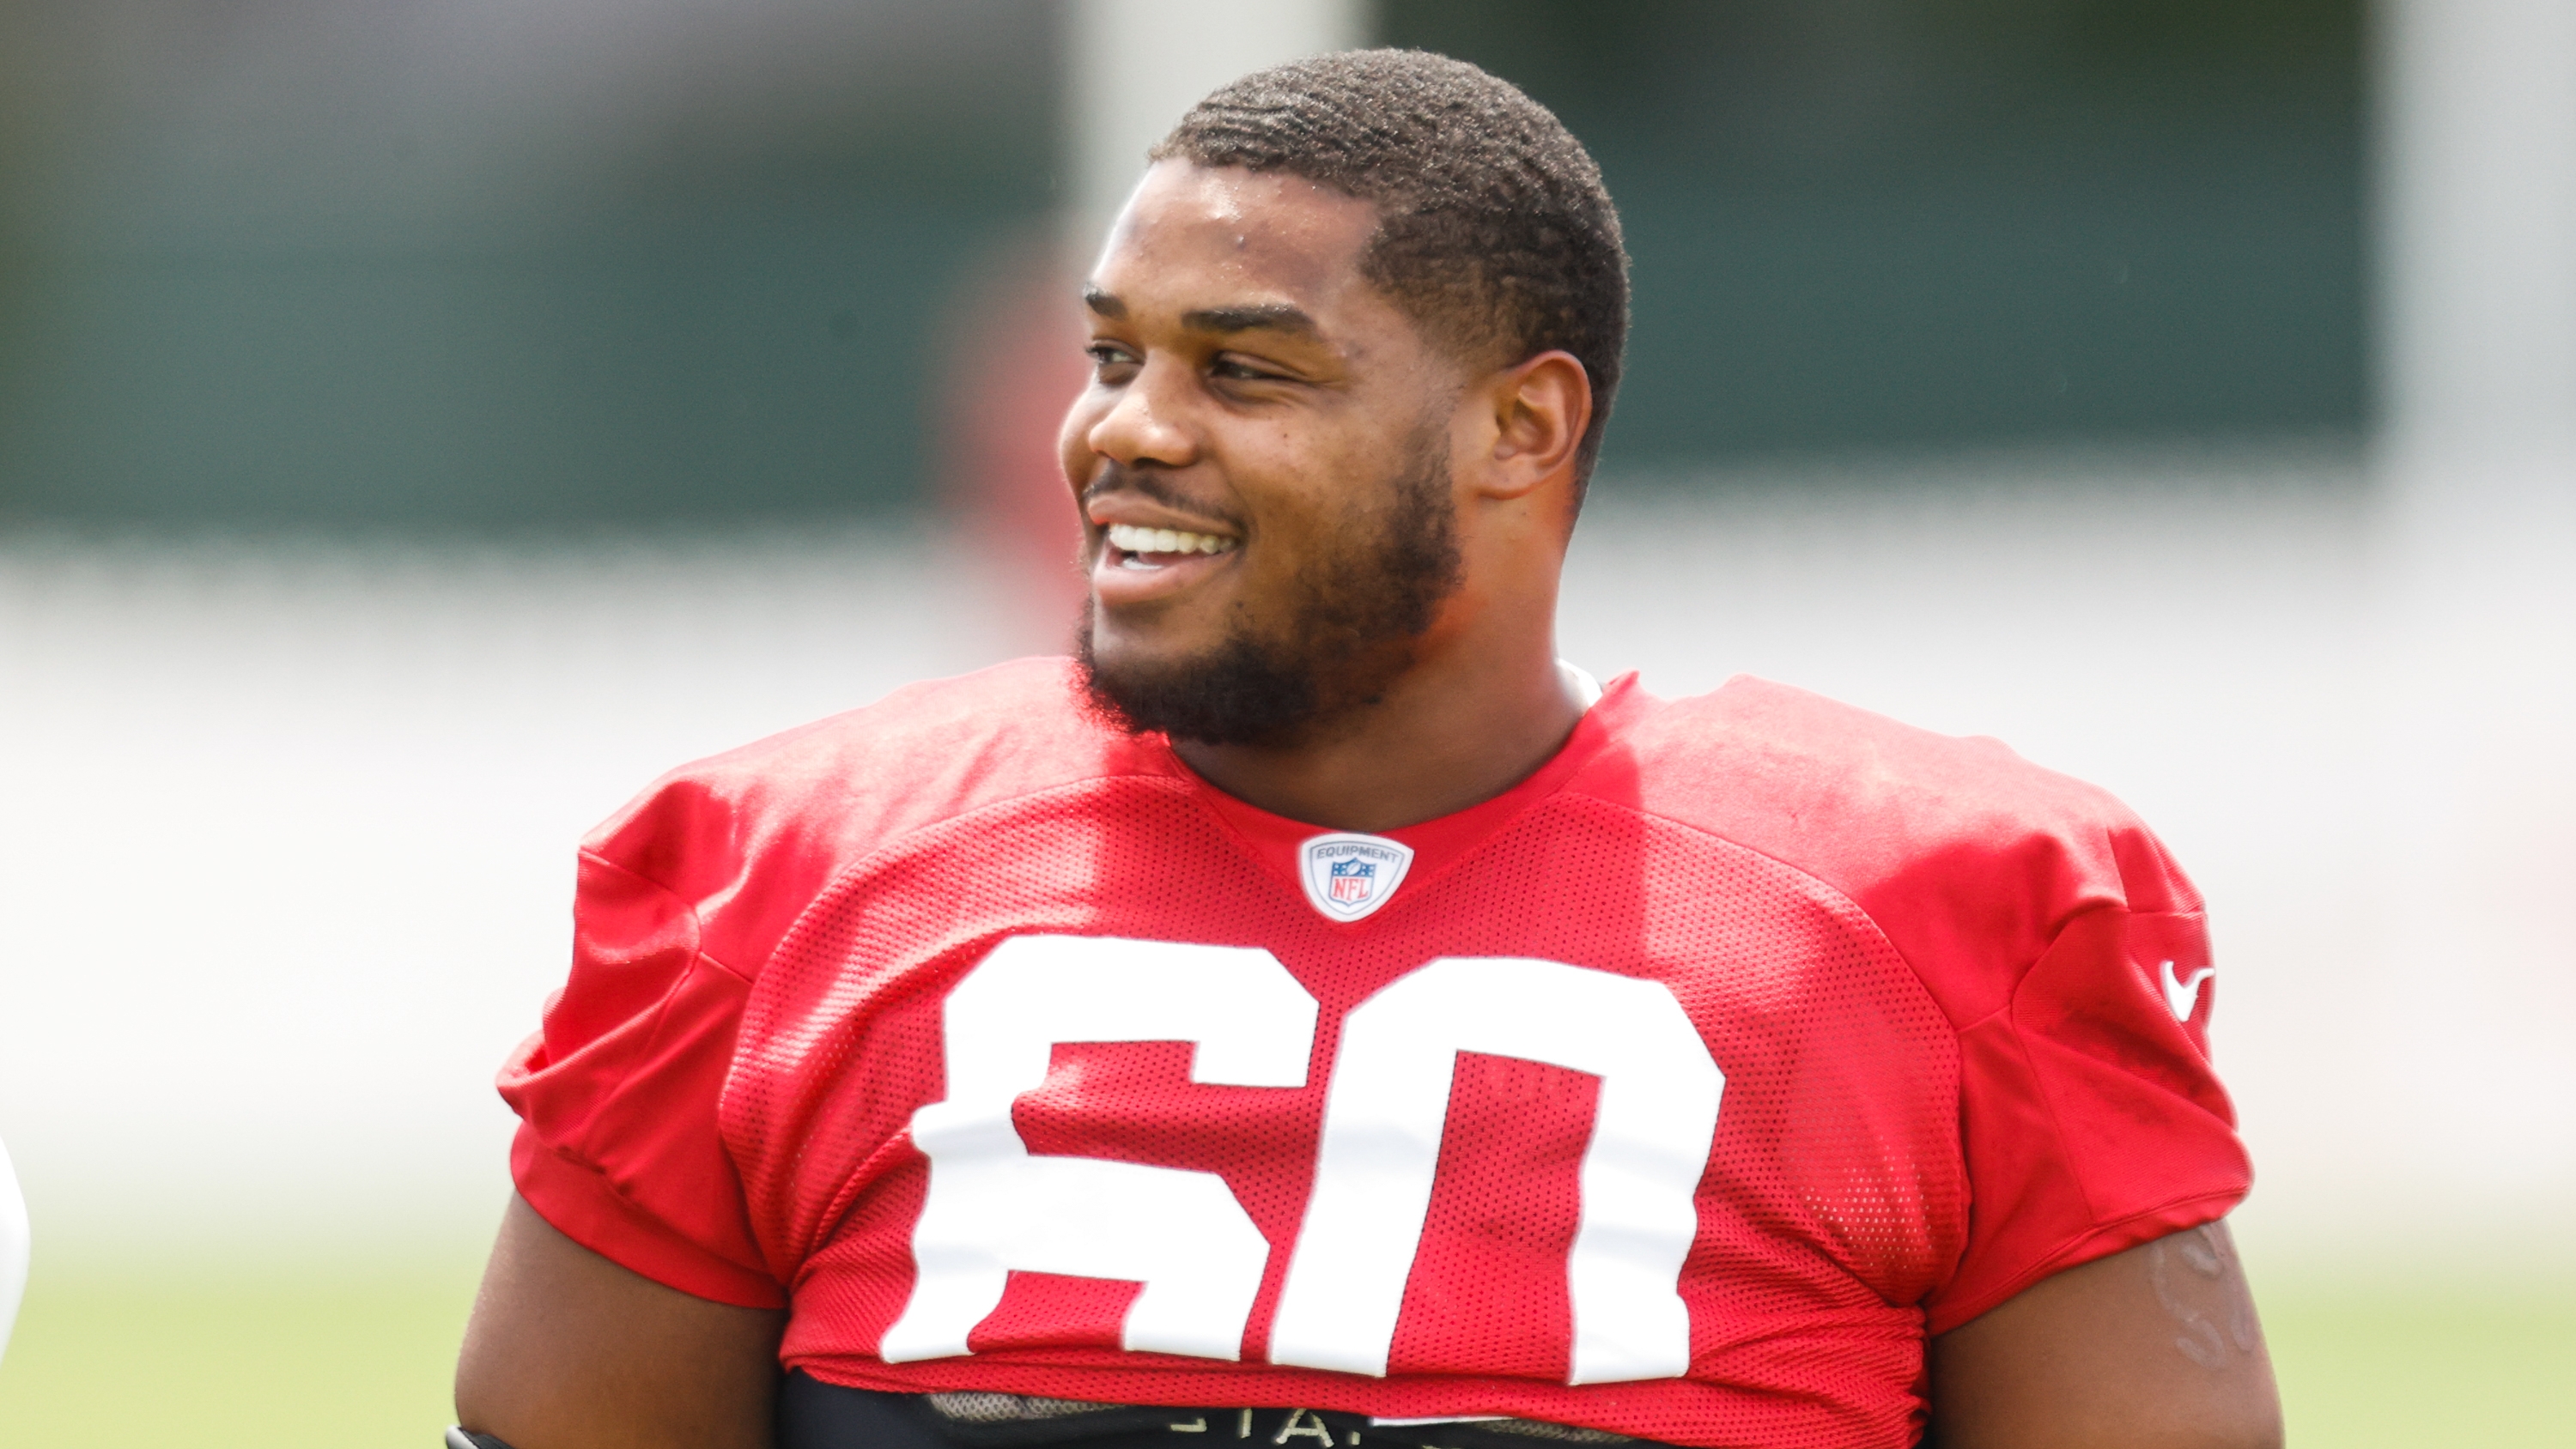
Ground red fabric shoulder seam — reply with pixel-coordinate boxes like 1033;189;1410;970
577;845;750;979
567;846;725;1095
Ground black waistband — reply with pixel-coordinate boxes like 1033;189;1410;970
776;1374;1656;1449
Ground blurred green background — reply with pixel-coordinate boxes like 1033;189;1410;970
1394;0;2367;462
0;0;2366;530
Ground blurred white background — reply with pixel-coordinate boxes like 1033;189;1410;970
3;440;2568;1276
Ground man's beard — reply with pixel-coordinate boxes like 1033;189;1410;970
1077;432;1465;749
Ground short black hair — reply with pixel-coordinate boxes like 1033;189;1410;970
1152;49;1630;498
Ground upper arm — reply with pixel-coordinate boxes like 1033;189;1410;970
1927;1220;2281;1449
455;1194;787;1449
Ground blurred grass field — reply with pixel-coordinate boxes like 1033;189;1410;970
2257;1276;2576;1447
0;1257;2567;1447
0;1253;484;1446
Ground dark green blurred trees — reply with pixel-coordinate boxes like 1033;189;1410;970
1387;0;2366;467
0;0;1060;531
0;0;2363;530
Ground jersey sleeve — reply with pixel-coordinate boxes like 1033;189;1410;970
1925;898;2250;1332
496;845;787;1309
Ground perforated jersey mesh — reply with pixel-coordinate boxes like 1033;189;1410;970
1480;1419;1631;1443
726;778;1959;1449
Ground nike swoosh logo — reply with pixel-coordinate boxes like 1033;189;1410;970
2160;960;2216;1022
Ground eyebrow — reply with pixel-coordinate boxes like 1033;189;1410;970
1083;288;1320;340
1181;303;1319;338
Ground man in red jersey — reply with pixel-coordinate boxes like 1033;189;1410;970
455;50;2281;1449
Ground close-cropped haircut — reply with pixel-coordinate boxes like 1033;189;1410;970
1151;49;1631;499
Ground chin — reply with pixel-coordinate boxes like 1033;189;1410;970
1072;607;1176;697
1080;612;1171;670
1074;611;1319;749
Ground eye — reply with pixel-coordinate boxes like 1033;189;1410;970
1086;343;1139;374
1211;355;1289;384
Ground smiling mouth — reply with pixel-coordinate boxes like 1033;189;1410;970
1103;522;1241;571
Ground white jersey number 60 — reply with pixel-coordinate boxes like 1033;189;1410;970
881;936;1725;1385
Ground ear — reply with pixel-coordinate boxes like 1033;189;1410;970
1470;350;1593;501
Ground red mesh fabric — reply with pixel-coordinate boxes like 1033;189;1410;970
499;663;2250;1449
1391;1052;1595;1382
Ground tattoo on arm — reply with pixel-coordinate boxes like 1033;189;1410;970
2145;1224;2261;1369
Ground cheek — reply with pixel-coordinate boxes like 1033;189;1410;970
1232;415;1375;516
1243;476;1380;591
1058;392;1109;484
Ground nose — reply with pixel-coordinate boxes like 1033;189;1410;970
1084;357;1199;471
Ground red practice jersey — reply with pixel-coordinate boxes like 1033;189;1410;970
501;661;2248;1449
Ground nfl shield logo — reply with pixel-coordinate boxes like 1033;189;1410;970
1327;858;1376;905
1298;833;1414;923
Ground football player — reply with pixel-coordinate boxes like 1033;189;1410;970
454;51;2281;1449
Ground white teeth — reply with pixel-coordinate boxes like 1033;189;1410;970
1104;523;1237;556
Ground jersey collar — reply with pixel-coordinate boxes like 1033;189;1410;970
1170;673;1649;922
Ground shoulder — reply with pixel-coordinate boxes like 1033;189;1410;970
1608;676;2200;1022
581;657;1153;973
1619;676;2180;900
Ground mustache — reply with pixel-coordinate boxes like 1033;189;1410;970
1079;464;1244;531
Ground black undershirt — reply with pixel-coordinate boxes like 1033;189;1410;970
776;1375;1664;1449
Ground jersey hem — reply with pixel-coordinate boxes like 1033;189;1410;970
781;1355;1898;1449
512;1128;787;1310
1919;1185;2248;1335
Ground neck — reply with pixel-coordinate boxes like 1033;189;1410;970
1170;612;1586;834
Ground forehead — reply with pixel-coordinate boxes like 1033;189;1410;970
1090;161;1386;316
